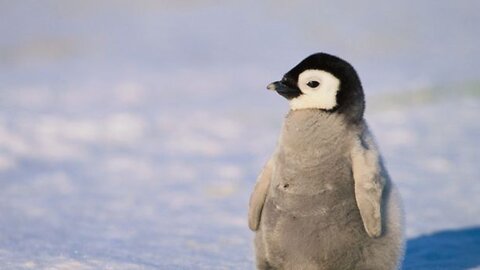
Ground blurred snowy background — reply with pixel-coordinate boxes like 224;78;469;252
1;1;479;269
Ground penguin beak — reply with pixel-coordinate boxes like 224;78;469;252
266;81;302;99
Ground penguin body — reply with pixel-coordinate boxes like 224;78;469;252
248;53;404;270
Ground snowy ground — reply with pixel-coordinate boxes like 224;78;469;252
1;1;480;269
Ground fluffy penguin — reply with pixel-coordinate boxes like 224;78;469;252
248;53;405;270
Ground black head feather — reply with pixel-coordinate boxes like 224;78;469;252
282;53;365;123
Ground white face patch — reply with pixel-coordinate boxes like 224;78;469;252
289;69;340;110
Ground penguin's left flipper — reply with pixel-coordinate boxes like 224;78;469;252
248;158;274;231
351;123;386;238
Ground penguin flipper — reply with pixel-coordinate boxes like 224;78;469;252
248;158;274;231
351;124;385;238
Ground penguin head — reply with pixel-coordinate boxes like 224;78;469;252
267;53;365;122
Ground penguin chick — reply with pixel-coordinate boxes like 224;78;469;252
248;53;405;270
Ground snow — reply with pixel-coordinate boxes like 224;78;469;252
1;1;479;269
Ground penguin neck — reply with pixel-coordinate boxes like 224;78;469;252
279;109;350;153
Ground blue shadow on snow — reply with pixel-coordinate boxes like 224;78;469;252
403;227;480;270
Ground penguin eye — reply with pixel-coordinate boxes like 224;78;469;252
307;81;320;88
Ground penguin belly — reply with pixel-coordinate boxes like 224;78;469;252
261;152;369;269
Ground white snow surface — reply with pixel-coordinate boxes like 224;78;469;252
1;1;479;269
